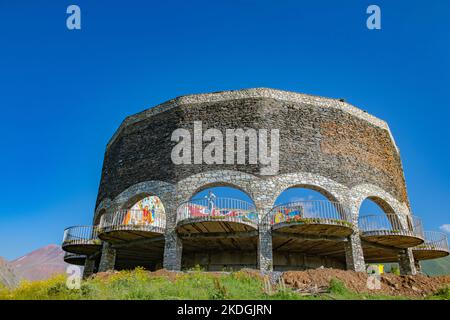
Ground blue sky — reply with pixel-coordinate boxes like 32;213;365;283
0;1;449;260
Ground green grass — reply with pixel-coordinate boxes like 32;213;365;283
421;256;450;276
0;269;448;300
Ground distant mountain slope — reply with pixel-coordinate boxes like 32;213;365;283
421;255;450;276
9;244;71;281
0;257;19;288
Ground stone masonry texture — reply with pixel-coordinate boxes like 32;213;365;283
95;89;408;209
87;88;417;274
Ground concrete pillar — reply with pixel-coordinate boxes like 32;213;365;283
163;230;183;270
414;260;421;273
257;208;273;272
98;242;116;272
82;255;97;279
398;248;417;275
344;232;366;272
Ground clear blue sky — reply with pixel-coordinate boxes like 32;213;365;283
0;0;449;260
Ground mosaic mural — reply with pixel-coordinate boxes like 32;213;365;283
273;206;305;224
123;196;165;225
185;203;258;221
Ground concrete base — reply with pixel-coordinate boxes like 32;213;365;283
344;232;366;272
257;222;273;272
83;256;97;279
163;230;183;270
98;243;116;272
399;248;417;275
414;260;421;273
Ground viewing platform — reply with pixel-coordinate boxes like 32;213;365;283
62;226;101;255
98;209;166;243
176;197;258;234
359;214;424;248
413;231;449;260
176;197;259;253
269;201;354;237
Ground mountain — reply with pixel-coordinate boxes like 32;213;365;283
421;255;450;276
9;244;71;282
0;257;19;288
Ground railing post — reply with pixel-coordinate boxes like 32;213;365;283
98;242;116;272
398;248;417;275
257;206;273;272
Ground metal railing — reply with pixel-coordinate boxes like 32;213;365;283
358;214;424;238
268;200;352;227
99;209;166;233
177;197;258;226
62;226;101;246
414;231;449;252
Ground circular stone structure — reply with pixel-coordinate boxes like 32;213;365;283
62;88;448;276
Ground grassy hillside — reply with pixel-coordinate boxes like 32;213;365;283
421;256;450;276
382;255;450;276
0;268;448;300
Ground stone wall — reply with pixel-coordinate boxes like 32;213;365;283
88;89;415;275
96;89;409;210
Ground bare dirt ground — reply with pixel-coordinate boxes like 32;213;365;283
282;268;450;297
93;268;449;297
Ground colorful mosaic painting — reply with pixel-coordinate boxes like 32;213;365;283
273;206;304;224
186;203;258;221
123;196;165;225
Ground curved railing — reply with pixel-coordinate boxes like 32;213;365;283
98;209;166;233
62;226;101;246
414;231;449;252
268;200;353;228
177;197;258;227
359;214;424;239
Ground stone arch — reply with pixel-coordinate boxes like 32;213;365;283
93;198;112;225
106;181;176;228
111;180;175;210
349;183;409;218
94;208;107;225
350;183;412;230
363;196;396;214
259;173;351;223
189;181;255;203
267;172;350;208
175;170;261;206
